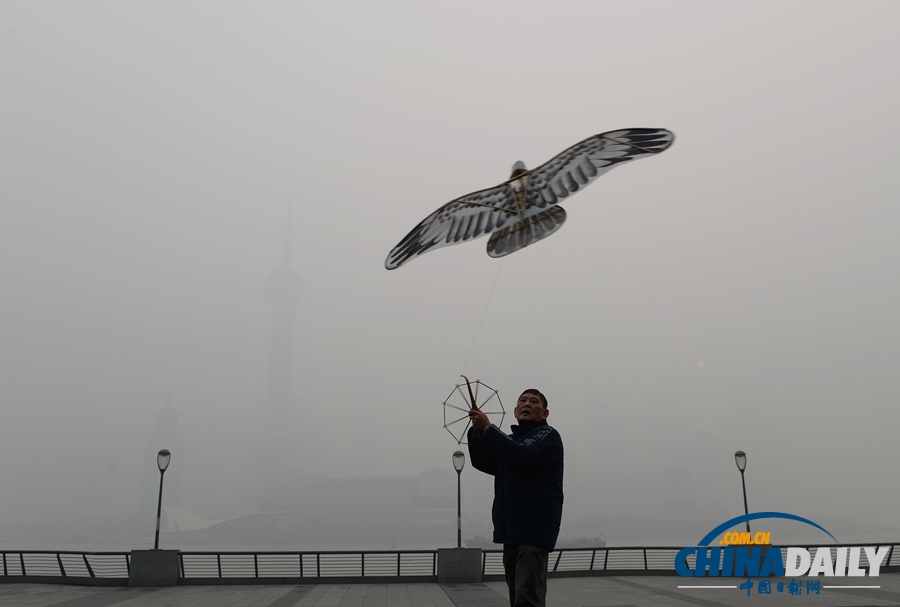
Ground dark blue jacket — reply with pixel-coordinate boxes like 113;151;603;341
467;420;564;549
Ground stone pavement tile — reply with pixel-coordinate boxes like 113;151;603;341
826;582;900;605
221;585;307;607
4;574;900;607
0;584;124;607
341;584;370;607
606;577;736;607
113;585;288;607
293;585;332;607
419;584;455;607
383;584;410;607
604;576;900;607
381;584;417;607
515;578;642;607
347;584;378;607
482;582;509;599
475;575;900;607
265;585;315;607
364;584;389;607
296;584;351;607
439;583;507;606
30;585;304;607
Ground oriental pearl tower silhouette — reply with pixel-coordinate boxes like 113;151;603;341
264;207;303;428
254;207;304;512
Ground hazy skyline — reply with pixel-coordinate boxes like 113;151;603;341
1;1;899;546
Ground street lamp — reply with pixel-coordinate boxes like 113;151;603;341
734;450;750;534
452;451;465;548
154;449;171;550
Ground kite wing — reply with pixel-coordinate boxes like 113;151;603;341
385;183;518;270
526;128;675;209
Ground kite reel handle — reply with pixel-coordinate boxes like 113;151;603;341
461;374;484;439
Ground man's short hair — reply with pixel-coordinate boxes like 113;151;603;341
521;389;548;409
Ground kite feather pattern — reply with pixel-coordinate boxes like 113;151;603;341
385;128;675;270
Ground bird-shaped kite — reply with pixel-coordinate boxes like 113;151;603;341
385;128;674;270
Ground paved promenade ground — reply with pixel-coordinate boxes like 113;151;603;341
3;575;900;607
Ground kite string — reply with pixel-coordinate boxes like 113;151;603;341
461;259;504;376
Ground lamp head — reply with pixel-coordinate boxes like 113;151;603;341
452;450;465;473
157;449;171;472
734;450;746;473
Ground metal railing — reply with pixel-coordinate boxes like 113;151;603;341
1;550;130;585
484;543;900;581
3;543;899;585
483;547;685;579
179;550;437;583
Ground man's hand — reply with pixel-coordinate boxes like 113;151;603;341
469;407;490;434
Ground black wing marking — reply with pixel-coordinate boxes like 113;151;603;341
525;128;675;210
385;183;518;270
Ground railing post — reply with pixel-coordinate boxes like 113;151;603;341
180;553;185;579
397;552;401;577
299;553;303;578
316;553;320;578
553;551;562;572
217;554;222;578
83;554;95;577
603;549;608;571
589;549;596;571
20;553;25;576
254;554;258;578
2;553;6;576
643;549;648;571
361;552;365;577
57;553;66;577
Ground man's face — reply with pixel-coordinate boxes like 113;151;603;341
514;391;548;423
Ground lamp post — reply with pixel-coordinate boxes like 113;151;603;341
452;451;465;548
154;449;171;550
734;450;750;534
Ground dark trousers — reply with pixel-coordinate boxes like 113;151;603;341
502;544;549;607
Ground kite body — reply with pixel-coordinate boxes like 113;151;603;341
385;128;674;270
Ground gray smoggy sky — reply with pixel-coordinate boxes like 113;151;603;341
1;1;899;543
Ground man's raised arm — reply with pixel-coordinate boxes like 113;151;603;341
467;407;498;475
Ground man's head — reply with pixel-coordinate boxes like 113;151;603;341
514;389;549;423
